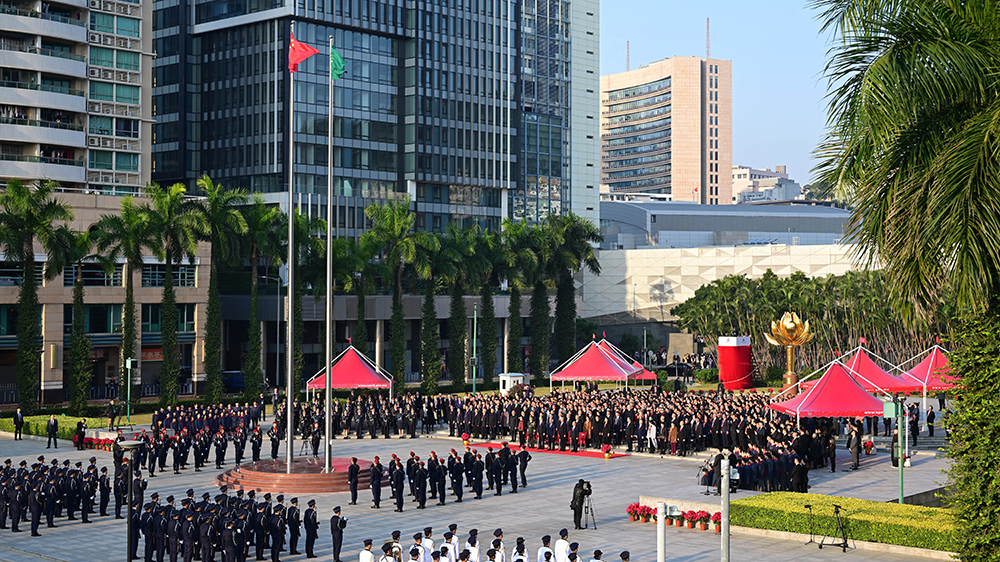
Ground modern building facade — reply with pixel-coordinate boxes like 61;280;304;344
151;0;599;230
599;56;731;204
0;0;153;193
0;192;209;406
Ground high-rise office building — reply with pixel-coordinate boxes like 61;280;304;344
599;56;731;204
1;0;152;193
151;0;598;229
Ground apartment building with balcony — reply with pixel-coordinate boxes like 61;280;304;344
0;0;152;194
599;56;732;204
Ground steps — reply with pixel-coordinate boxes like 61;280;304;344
216;457;389;495
836;433;948;452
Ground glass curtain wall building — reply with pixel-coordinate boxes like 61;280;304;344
152;0;521;233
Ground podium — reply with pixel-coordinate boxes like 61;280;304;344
718;336;753;390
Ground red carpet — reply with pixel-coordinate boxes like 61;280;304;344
462;442;629;459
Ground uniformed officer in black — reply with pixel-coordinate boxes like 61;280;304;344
329;506;345;562
303;500;318;558
182;512;198;562
269;505;286;562
347;458;360;505
392;461;405;512
287;498;301;555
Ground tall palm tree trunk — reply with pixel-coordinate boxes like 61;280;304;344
159;255;180;405
243;250;263;400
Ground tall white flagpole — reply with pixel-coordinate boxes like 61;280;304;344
285;20;296;475
324;34;334;472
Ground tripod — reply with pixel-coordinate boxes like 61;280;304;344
803;504;816;546
582;496;598;529
818;505;851;552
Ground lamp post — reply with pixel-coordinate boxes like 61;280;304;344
120;439;142;562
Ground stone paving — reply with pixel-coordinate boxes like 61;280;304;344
0;429;950;562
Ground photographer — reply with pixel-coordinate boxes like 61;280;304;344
570;479;591;530
106;400;118;431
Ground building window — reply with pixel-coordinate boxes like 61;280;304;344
115;118;139;138
63;304;123;334
142;264;196;287
142;303;195;333
89;116;112;136
116;16;140;37
63;263;122;287
116;85;140;105
90;47;114;68
116;50;140;71
89;150;113;170
90;13;114;33
116;152;138;171
89;81;114;101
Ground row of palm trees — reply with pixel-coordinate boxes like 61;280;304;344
0;178;601;413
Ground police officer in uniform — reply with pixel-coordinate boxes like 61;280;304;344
329;505;346;562
287;498;301;555
303;500;319;559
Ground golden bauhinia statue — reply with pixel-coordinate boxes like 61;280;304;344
764;312;815;389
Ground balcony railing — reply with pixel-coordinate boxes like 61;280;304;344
0;79;85;97
0;41;86;62
0;153;85;166
0;5;86;27
0;116;84;132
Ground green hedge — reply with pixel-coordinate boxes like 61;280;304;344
731;492;956;552
693;369;719;384
0;415;80;441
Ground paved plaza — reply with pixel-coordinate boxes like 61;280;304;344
0;428;950;562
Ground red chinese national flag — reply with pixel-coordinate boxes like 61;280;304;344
288;32;319;72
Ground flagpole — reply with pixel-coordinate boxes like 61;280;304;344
286;19;296;475
323;34;334;473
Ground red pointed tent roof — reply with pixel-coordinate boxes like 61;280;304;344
901;347;955;392
550;340;640;381
598;340;641;373
629;360;658;380
307;346;392;389
770;363;885;417
844;348;922;394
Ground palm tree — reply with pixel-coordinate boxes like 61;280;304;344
412;233;449;393
239;194;285;400
473;230;503;390
362;197;439;388
338;237;375;352
49;228;106;415
195;175;248;404
142;183;205;406
0;179;73;413
94;197;152;405
524;223;554;384
500;219;536;373
547;213;603;365
438;225;478;391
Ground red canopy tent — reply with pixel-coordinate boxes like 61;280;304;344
770;363;886;418
901;347;954;392
628;360;658;381
306;345;392;390
550;340;641;382
843;348;922;393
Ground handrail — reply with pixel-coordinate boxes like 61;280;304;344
0;4;86;27
0;41;86;62
0;80;85;96
0;116;84;132
0;154;85;167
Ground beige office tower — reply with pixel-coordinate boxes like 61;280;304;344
0;0;152;193
600;56;732;204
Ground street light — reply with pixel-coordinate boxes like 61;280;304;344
120;439;142;562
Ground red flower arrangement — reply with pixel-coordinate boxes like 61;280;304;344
682;510;698;522
711;512;722;524
696;510;711;523
626;503;640;519
461;433;470;441
601;444;611;454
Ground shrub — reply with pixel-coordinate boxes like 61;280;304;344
693;369;719;384
730;492;957;552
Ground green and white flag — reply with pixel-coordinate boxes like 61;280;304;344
330;44;346;80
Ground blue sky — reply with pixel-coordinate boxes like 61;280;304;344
600;0;832;184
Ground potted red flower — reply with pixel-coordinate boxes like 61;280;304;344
626;503;639;522
711;511;722;533
461;433;470;446
696;511;711;531
641;505;654;523
683;510;697;529
601;444;612;459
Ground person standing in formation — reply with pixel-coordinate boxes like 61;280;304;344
330;505;346;562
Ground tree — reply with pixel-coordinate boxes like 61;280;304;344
501;219;536;374
618;333;640;361
525;224;554;384
441;225;478;392
143;183;204;406
0;179;73;413
548;214;603;365
362;197;439;391
419;276;441;395
339;238;374;352
195;175;247;404
472;230;504;389
238;194;284;400
479;278;498;389
51;228;99;415
812;2;1000;556
94;197;151;406
289;211;326;398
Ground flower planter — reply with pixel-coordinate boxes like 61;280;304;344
714;525;721;534
630;515;637;522
641;516;650;523
699;522;709;531
463;440;469;446
686;521;694;529
604;453;611;459
674;519;683;528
